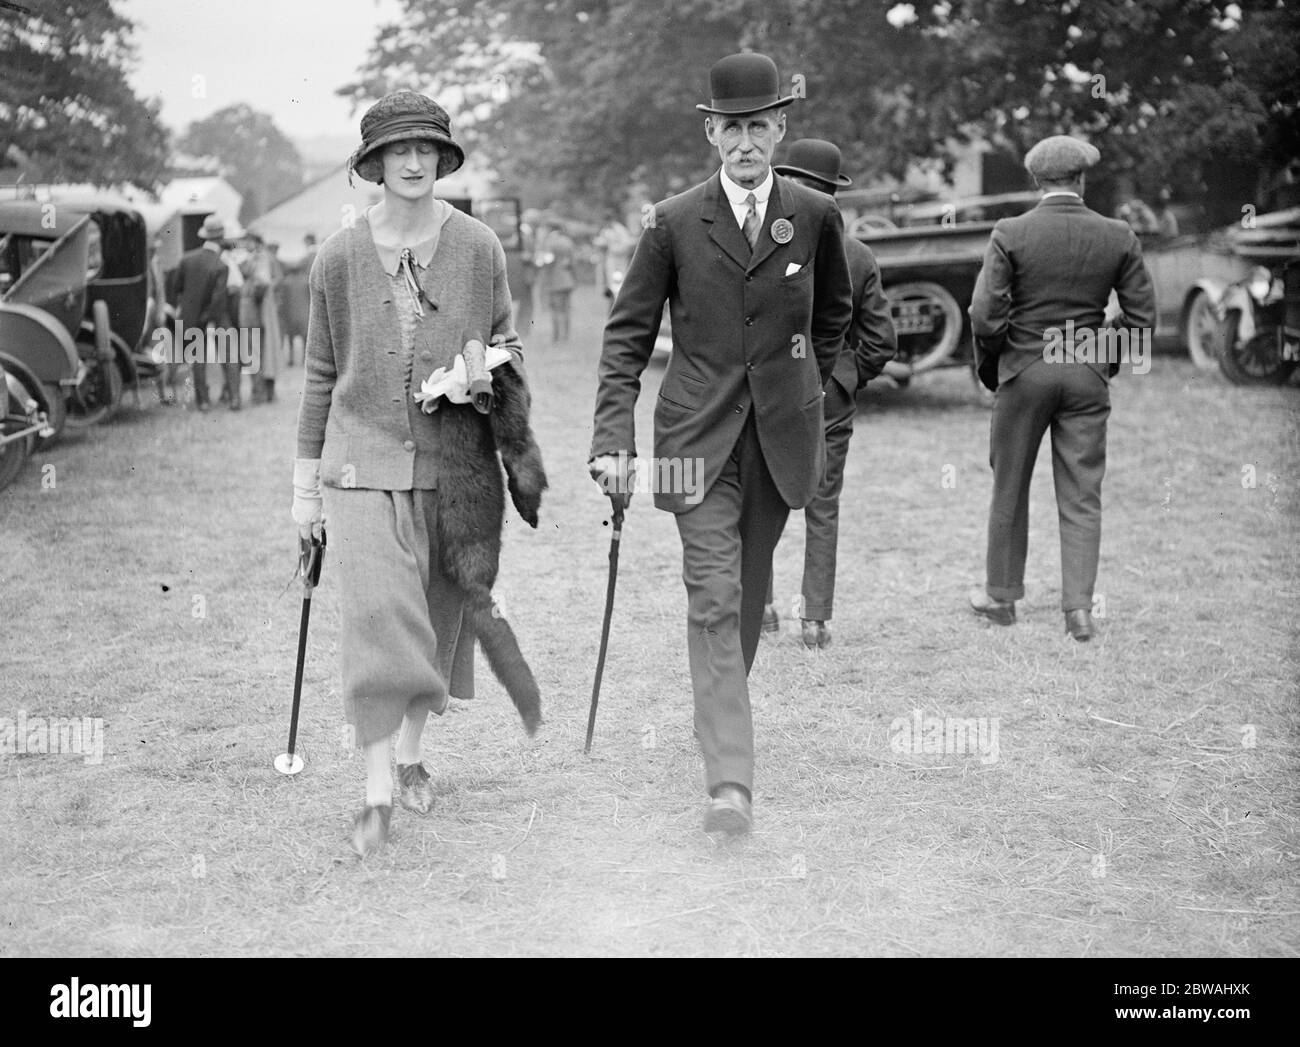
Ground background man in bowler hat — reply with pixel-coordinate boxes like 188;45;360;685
968;134;1155;641
172;214;233;412
589;53;853;834
765;138;897;649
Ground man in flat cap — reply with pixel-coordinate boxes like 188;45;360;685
968;134;1155;641
589;53;853;833
765;138;897;649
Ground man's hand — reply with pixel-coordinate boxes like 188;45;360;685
291;457;324;541
588;453;634;509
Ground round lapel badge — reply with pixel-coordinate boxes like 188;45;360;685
771;219;794;245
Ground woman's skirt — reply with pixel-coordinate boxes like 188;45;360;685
323;485;476;746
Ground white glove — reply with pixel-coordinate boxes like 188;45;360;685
292;458;323;540
413;344;514;412
588;453;635;509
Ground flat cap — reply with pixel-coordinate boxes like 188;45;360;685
1023;135;1100;181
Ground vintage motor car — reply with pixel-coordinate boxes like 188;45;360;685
0;196;157;431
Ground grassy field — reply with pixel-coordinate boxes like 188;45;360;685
1;286;1297;957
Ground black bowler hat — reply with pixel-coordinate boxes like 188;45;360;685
774;139;853;189
696;53;796;116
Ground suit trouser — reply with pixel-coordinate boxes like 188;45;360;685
766;380;856;620
674;412;789;795
985;359;1110;611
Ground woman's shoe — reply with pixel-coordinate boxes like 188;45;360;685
396;762;434;815
350;804;392;857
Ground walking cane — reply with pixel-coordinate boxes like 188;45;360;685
275;526;326;776
584;496;626;754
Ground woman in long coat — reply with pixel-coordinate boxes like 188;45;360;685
292;91;548;857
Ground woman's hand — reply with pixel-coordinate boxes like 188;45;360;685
292;458;324;541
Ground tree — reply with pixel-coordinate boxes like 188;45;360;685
341;0;1300;219
178;105;305;223
0;0;169;189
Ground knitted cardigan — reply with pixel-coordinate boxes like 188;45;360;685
297;209;523;490
295;208;549;735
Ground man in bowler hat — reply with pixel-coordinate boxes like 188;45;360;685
172;214;233;412
765;138;897;649
968;135;1155;641
589;53;853;833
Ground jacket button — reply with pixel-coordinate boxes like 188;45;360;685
745;316;754;326
746;362;754;371
734;404;743;413
745;274;753;282
403;440;415;451
421;351;432;360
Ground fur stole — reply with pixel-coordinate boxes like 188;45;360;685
431;360;547;734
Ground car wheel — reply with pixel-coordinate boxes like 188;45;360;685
886;281;964;373
65;346;124;429
1184;288;1222;369
1218;309;1298;386
0;429;31;491
0;379;33;492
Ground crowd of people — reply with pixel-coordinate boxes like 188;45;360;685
154;224;319;410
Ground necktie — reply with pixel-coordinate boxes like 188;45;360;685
742;192;760;252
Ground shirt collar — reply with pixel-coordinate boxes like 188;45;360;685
720;166;774;207
368;200;454;276
1041;190;1082;200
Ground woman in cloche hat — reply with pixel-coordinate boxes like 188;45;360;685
292;90;548;857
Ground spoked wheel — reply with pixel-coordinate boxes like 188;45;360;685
65;347;123;429
0;373;37;491
1218;310;1298;386
886;281;964;373
1184;288;1223;369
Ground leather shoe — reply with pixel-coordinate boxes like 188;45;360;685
761;604;779;634
350;803;392;858
969;588;1015;626
1065;608;1094;642
800;619;831;649
396;762;434;814
703;783;752;835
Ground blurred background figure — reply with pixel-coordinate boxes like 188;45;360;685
238;232;283;403
218;225;247;409
1115;195;1159;234
279;232;316;366
150;232;183;406
1154;186;1180;238
513;208;539;339
534;212;575;343
594;209;636;306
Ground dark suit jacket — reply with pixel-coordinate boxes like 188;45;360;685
591;171;853;513
831;236;897;395
969;194;1155;391
173;245;231;328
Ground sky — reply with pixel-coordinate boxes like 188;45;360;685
122;0;406;144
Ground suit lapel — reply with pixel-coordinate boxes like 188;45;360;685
702;172;753;272
746;175;795;274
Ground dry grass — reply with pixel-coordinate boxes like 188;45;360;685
1;288;1297;956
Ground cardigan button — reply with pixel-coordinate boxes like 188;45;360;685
403;440;415;451
421;351;433;360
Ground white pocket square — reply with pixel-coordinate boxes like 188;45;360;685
784;262;803;276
